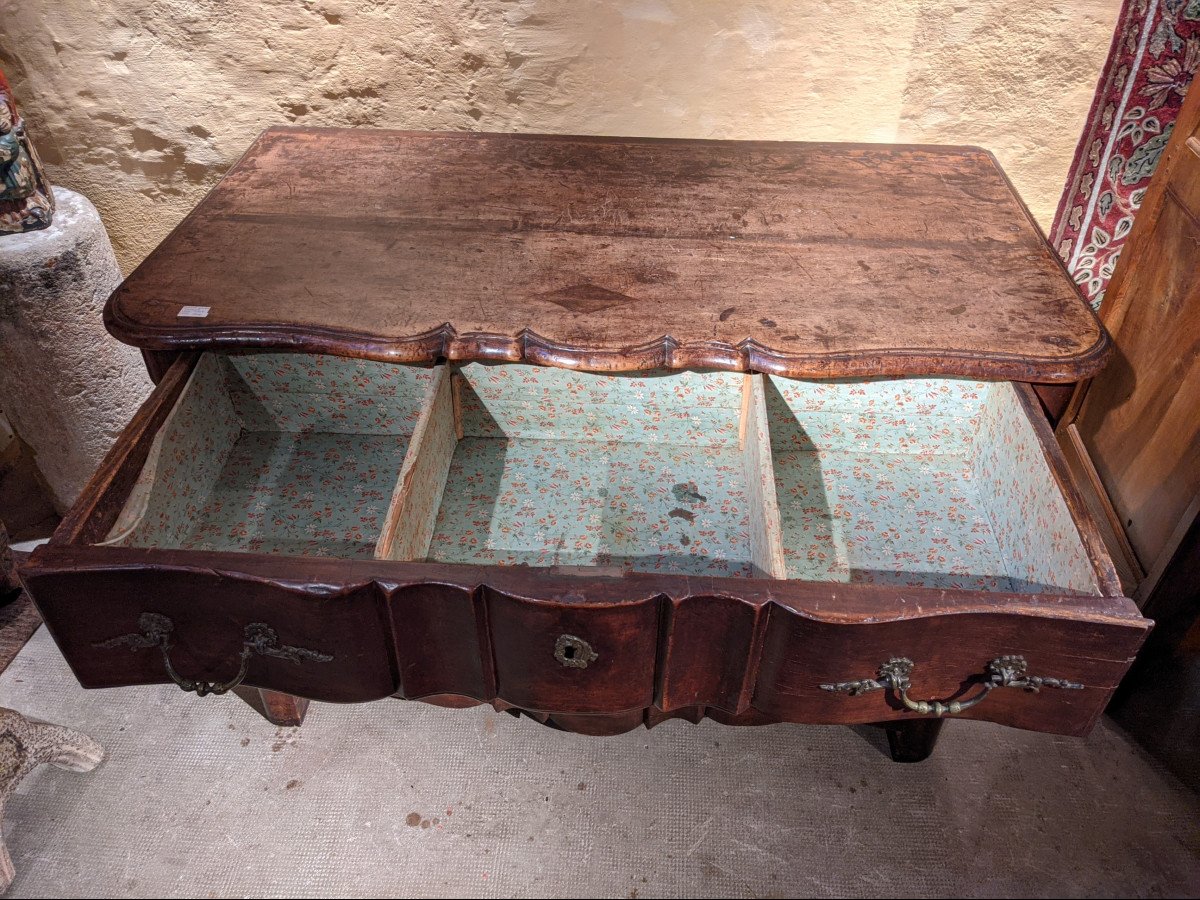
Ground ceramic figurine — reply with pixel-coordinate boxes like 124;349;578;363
0;69;54;234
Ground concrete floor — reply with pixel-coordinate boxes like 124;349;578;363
1;626;1198;899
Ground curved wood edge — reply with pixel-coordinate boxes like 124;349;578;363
103;302;1114;382
21;548;1148;736
20;542;1146;628
101;129;1112;382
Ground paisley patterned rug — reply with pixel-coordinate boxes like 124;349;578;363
1050;0;1200;308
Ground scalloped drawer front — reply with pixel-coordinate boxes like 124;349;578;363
751;606;1144;735
485;588;660;715
28;564;397;703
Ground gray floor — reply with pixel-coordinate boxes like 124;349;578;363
1;627;1198;899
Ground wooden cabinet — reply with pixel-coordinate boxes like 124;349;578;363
20;130;1149;762
1056;79;1200;787
1058;80;1200;608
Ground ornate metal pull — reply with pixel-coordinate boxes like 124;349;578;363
96;613;333;697
820;655;1084;717
554;634;598;669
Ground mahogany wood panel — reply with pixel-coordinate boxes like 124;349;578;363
104;129;1109;382
483;586;660;714
657;592;767;712
21;544;1148;736
388;582;491;702
1075;187;1200;570
752;603;1141;736
1061;79;1200;786
25;559;397;703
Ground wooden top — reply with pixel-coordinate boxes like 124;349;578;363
106;128;1109;381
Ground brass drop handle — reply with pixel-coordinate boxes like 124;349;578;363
820;655;1084;717
161;643;252;696
96;613;333;697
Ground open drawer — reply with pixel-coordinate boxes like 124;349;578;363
22;351;1149;733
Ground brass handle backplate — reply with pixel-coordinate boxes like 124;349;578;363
96;613;333;697
820;655;1084;717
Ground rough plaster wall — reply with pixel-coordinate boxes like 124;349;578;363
0;1;1119;274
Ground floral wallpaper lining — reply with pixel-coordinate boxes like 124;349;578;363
104;353;242;550
426;437;758;577
456;363;743;446
108;352;432;558
177;431;410;559
428;364;761;576
972;384;1099;594
105;355;1101;593
765;376;1099;594
223;353;433;435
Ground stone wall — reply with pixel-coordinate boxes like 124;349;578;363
0;0;1118;273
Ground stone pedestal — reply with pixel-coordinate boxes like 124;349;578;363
0;188;150;511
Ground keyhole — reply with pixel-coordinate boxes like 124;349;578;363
554;634;597;669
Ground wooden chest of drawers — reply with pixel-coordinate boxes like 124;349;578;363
20;130;1149;762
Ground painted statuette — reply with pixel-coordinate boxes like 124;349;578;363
0;69;54;235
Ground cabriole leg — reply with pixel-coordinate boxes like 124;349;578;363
879;718;944;763
233;687;310;727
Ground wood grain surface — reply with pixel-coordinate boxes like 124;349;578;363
22;543;1147;736
105;129;1109;381
1060;79;1200;591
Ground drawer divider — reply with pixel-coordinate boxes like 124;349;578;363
742;374;788;579
376;365;456;561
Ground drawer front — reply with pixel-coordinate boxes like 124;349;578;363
25;559;397;703
386;582;491;702
381;581;659;713
24;553;1148;730
751;602;1147;735
484;587;660;714
381;573;1145;733
381;580;661;714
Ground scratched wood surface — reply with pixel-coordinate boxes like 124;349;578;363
105;129;1108;382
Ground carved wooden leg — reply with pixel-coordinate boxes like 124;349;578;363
232;687;310;727
879;718;944;763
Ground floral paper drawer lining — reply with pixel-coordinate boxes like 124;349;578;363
105;354;1103;593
